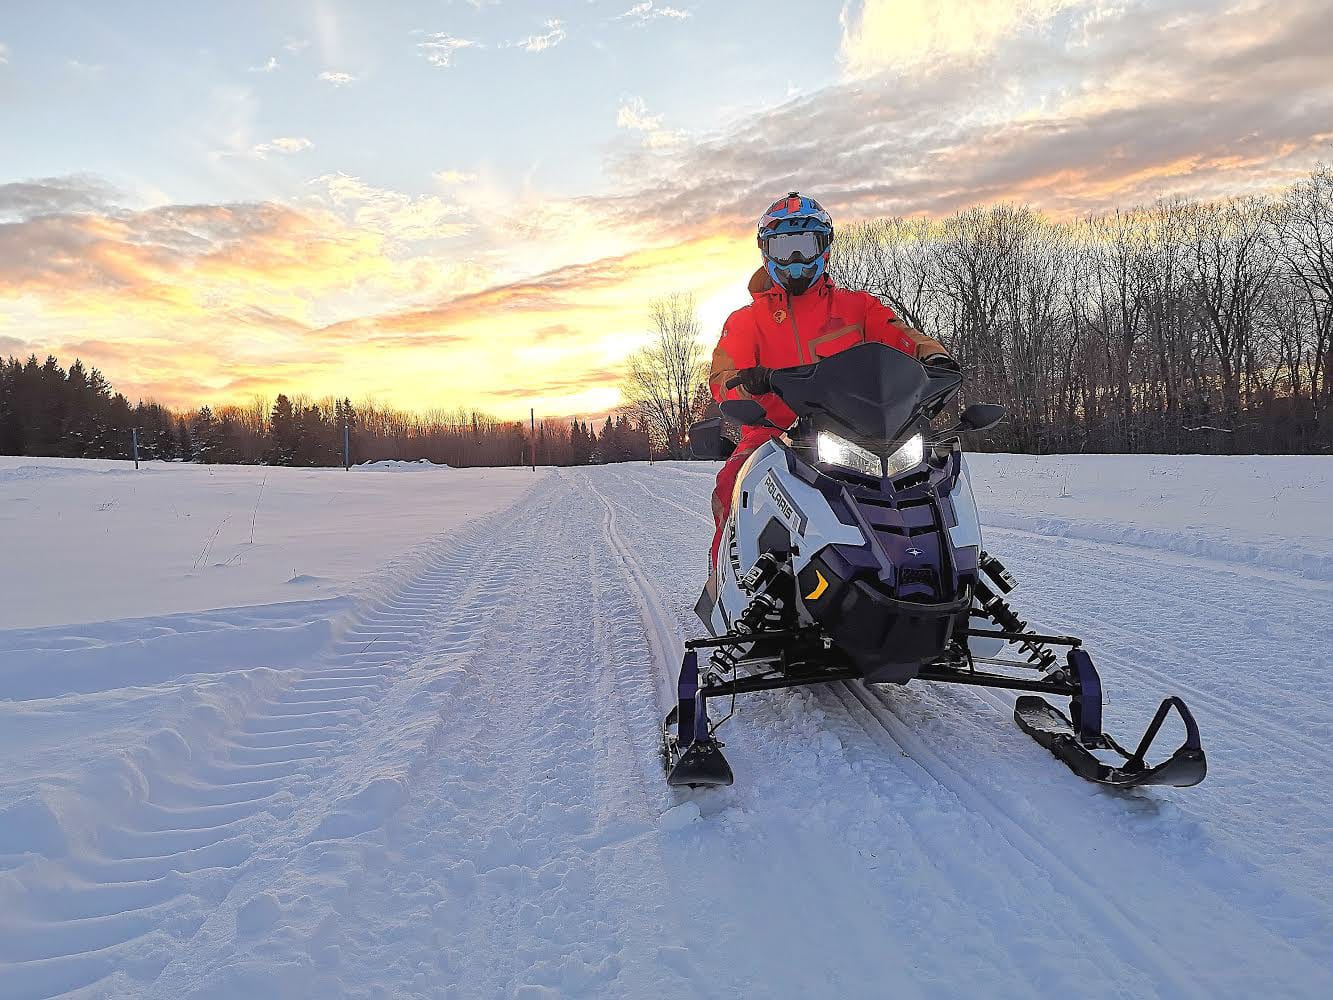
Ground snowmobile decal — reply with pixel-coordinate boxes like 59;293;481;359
668;342;1208;791
761;470;805;534
804;571;828;601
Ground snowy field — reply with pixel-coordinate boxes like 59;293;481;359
1;453;1330;999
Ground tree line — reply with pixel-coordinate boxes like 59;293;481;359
9;162;1331;466
829;161;1333;454
0;355;659;467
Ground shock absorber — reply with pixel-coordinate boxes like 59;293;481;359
974;576;1059;673
704;555;788;689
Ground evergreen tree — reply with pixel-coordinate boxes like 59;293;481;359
599;416;618;462
176;418;194;462
267;394;297;465
154;422;178;462
191;406;219;463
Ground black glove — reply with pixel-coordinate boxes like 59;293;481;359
727;366;773;396
924;354;960;373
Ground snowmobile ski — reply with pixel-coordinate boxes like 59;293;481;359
662;706;734;788
1014;694;1207;789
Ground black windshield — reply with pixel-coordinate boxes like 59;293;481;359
770;342;960;442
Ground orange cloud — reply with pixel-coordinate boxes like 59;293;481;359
5;0;1332;420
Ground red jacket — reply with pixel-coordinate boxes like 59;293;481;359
710;268;950;443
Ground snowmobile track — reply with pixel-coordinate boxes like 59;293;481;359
0;490;544;1000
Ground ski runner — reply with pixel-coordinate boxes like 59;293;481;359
708;192;956;568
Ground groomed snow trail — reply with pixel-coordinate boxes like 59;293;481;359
3;461;1330;998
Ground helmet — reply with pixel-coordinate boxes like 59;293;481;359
757;191;833;296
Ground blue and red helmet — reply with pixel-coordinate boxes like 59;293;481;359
757;192;833;296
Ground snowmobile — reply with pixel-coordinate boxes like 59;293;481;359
668;342;1207;790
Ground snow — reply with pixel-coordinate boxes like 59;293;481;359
1;454;1331;999
0;457;537;629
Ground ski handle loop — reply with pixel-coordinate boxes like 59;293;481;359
1125;696;1202;773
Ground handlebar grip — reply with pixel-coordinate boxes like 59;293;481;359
725;374;744;389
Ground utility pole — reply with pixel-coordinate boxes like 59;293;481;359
530;408;536;472
131;427;140;469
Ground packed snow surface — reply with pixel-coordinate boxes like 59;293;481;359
0;453;1330;999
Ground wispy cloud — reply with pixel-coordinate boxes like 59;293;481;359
617;2;691;21
66;59;103;76
839;0;1083;78
595;0;1333;233
511;19;567;53
0;42;9;66
312;173;472;241
418;33;480;68
318;71;358;86
249;56;279;73
0;176;120;220
250;136;313;159
616;96;685;148
433;170;478;186
616;96;661;132
284;39;310;53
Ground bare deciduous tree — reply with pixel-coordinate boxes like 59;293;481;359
830;159;1333;455
621;293;710;458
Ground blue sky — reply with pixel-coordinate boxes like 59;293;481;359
2;1;841;208
2;1;1330;416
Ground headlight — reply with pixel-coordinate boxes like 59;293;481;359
884;433;924;477
817;431;881;478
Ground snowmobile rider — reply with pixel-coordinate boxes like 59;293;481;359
708;192;955;568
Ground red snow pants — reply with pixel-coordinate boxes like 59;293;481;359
710;429;780;569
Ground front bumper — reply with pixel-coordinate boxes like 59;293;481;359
797;546;970;682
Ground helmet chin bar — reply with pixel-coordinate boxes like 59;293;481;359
769;257;822;296
781;271;815;296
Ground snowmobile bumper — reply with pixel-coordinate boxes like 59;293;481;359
797;548;971;683
1014;649;1207;789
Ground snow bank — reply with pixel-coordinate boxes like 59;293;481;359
968;453;1333;580
354;459;452;471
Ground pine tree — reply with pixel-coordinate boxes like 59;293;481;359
191;406;219;463
267;394;297;465
154;422;178;462
176;418;194;462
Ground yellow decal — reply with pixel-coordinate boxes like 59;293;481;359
805;571;828;601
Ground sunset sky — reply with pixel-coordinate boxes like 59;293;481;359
2;0;1331;419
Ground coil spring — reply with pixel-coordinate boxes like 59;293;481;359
703;559;789;735
975;579;1058;671
707;591;784;680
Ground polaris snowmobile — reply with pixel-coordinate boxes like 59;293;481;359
667;342;1206;790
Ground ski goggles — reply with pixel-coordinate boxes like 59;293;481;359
762;229;830;265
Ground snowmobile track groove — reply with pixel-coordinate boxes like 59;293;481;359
0;486;544;1000
834;678;1213;1000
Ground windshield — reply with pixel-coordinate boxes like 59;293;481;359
770;342;960;443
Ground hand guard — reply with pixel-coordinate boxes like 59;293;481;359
924;354;960;373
